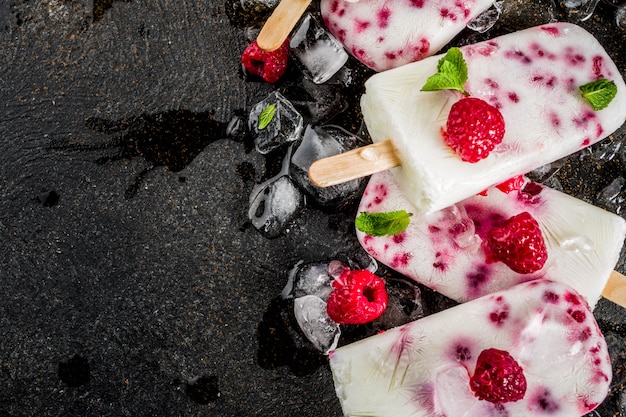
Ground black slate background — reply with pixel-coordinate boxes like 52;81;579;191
0;1;625;416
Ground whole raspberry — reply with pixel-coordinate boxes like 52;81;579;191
443;97;505;163
470;348;527;403
487;211;548;274
241;38;290;83
326;269;388;325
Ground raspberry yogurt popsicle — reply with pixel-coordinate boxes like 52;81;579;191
329;279;612;417
356;170;626;307
353;23;626;214
320;0;496;71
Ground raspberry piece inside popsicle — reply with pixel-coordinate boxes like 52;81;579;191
486;211;548;274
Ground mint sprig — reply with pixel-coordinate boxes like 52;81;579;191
258;104;277;130
421;47;468;95
579;79;617;111
355;210;412;237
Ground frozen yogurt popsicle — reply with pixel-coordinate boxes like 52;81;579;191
356;170;626;307
330;279;612;417
320;0;496;71
358;23;626;214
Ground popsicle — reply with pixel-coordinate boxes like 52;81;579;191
329;279;612;417
309;23;626;214
356;170;626;307
319;0;496;71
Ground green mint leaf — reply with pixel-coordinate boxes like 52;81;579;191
439;48;467;82
421;47;468;95
355;210;412;237
579;78;618;111
258;104;277;130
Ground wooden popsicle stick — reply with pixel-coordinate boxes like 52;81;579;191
257;0;312;52
308;140;401;187
603;270;626;308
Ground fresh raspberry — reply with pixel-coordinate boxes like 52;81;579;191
326;269;388;325
241;38;290;83
486;211;548;274
470;348;527;403
443;97;505;163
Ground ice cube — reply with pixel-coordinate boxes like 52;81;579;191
559;0;600;21
617;3;626;29
290;125;367;206
593;137;622;162
281;261;343;354
248;92;304;154
294;295;341;354
284;258;424;350
427;205;481;249
248;175;305;237
541;175;564;192
467;1;503;33
289;13;349;84
286;261;335;300
596;177;625;214
249;145;305;238
528;163;558;183
282;78;347;124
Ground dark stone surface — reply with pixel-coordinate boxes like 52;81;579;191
0;1;625;416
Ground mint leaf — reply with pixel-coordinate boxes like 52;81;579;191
421;47;468;95
579;79;618;111
258;104;277;130
355;210;412;237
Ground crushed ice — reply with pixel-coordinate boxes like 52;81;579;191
282;259;424;354
596;177;626;214
248;145;305;238
248;91;304;154
467;1;503;33
290;125;368;206
617;3;626;29
559;0;600;21
290;13;349;84
246;90;369;237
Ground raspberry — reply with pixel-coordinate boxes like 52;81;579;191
326;269;388;325
487;211;548;274
470;348;527;403
443;97;505;163
241;38;290;83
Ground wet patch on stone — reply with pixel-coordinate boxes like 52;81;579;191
36;190;59;207
92;0;131;22
51;110;227;198
256;297;326;377
83;110;227;172
58;354;90;387
186;375;220;404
